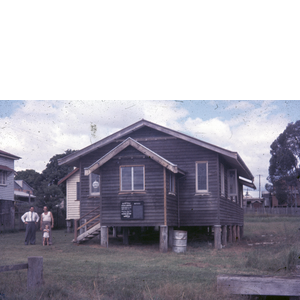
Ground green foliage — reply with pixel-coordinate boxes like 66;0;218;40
15;150;75;209
14;169;42;192
267;120;300;205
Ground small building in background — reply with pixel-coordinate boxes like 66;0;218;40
243;190;264;209
14;180;36;202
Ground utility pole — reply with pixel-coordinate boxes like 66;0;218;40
258;175;261;200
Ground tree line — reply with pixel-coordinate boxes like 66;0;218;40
15;149;76;210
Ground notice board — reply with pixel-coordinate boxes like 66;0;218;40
121;201;144;220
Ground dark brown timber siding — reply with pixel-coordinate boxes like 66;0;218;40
100;146;165;226
78;126;244;227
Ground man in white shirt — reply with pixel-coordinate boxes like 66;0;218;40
21;206;39;245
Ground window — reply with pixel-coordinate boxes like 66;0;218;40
220;164;225;196
0;170;7;185
228;169;237;197
196;162;208;193
169;173;176;194
89;173;100;196
121;166;145;191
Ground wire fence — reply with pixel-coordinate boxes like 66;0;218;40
244;206;300;215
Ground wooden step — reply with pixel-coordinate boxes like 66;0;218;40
74;223;101;243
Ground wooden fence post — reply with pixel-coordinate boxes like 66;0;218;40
27;256;43;290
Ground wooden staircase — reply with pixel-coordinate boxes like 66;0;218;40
74;223;101;243
73;206;101;243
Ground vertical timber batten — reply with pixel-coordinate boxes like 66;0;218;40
164;167;167;226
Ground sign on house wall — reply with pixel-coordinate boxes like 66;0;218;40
121;201;144;220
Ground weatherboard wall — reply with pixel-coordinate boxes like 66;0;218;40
66;171;80;220
0;156;14;201
77;126;245;227
99;146;165;226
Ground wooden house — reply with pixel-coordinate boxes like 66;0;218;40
0;149;21;230
58;120;256;250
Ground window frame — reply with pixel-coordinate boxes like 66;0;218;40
227;169;238;198
169;172;176;194
120;165;145;192
89;173;100;196
220;163;225;197
0;170;7;185
195;161;208;193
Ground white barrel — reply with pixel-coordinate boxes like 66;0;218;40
172;230;187;253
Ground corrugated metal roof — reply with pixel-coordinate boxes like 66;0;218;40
14;191;36;197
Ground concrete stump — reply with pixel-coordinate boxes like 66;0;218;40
237;226;240;241
168;226;174;248
66;220;71;233
214;225;222;249
233;225;237;242
159;225;168;253
112;227;117;238
101;226;108;247
228;225;233;243
222;225;227;246
123;227;129;245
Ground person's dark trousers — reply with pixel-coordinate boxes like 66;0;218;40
25;222;36;245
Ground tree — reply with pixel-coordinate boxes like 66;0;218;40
36;149;76;209
267;120;300;205
15;169;42;193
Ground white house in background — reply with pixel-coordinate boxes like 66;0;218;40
0;149;21;230
58;168;80;221
0;150;21;201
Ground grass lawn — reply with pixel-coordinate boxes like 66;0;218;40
0;215;300;300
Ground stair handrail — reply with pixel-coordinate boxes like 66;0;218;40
74;205;101;242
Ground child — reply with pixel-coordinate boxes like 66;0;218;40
43;225;50;246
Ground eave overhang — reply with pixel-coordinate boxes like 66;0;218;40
84;137;185;176
239;178;256;189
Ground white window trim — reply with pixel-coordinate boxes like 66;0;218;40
0;170;7;185
220;163;225;197
195;161;208;193
89;173;100;196
169;172;176;195
228;169;238;197
120;165;145;191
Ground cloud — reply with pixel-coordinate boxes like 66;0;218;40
0;100;188;172
225;101;255;111
0;100;292;198
180;101;290;196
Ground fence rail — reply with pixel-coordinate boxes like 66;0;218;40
0;257;43;290
244;207;300;215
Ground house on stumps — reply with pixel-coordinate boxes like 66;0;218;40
58;119;255;251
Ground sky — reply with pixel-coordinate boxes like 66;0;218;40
1;100;300;197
